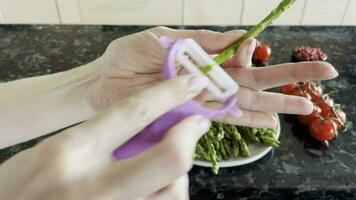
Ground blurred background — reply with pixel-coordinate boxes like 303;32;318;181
0;0;355;25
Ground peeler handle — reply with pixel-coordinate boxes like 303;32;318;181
112;37;240;160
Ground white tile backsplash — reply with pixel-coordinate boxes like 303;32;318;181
0;0;59;24
241;0;306;25
79;0;182;25
0;0;355;25
184;0;243;25
302;0;349;25
242;0;279;25
0;10;4;24
343;0;356;25
274;0;306;25
56;0;82;24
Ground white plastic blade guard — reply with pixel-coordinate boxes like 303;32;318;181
176;38;239;102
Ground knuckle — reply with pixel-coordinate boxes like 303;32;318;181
195;29;219;38
124;95;151;124
160;186;181;200
246;90;256;110
149;26;170;34
172;76;193;97
163;141;193;175
251;69;263;90
156;77;190;102
195;29;213;34
252;92;263;110
37;140;64;165
244;111;254;128
36;132;98;182
33;140;67;178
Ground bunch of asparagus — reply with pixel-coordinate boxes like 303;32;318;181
195;0;296;174
194;122;279;174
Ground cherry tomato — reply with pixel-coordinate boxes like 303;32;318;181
253;44;271;61
333;109;346;129
300;82;323;101
301;92;312;101
323;96;334;107
280;83;297;94
298;105;321;125
309;118;337;141
316;101;333;118
289;89;312;100
289;88;301;96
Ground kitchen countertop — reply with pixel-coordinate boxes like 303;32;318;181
1;25;356;199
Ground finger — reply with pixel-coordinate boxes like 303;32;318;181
236;87;313;115
222;38;256;68
226;61;338;91
70;74;208;154
220;109;277;128
89;115;210;200
143;175;189;200
212;106;277;128
148;26;246;54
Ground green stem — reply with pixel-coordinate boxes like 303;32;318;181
200;0;296;73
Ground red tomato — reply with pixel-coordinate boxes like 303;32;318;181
280;83;297;94
253;44;271;61
301;92;312;101
298;105;321;125
309;118;337;141
289;89;312;100
289;89;302;96
316;101;333;118
300;82;323;101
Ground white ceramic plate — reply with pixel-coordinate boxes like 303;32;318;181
193;114;281;168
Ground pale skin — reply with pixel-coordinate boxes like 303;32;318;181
0;27;338;199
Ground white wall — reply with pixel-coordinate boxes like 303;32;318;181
0;0;355;25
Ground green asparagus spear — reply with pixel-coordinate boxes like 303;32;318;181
240;127;260;143
200;0;296;74
259;137;280;147
196;143;211;161
203;133;219;174
224;124;242;141
223;138;233;157
237;136;250;157
218;139;228;160
216;122;226;140
231;140;240;157
215;0;296;63
255;128;280;147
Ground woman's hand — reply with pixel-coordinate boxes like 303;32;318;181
87;26;338;128
0;74;209;200
0;26;338;148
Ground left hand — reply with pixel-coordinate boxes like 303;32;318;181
85;26;338;128
0;74;207;199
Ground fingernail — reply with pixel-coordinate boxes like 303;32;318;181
330;67;339;78
304;100;314;114
188;75;208;93
197;117;211;133
247;38;256;56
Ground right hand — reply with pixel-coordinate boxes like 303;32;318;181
0;74;210;200
84;26;338;128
